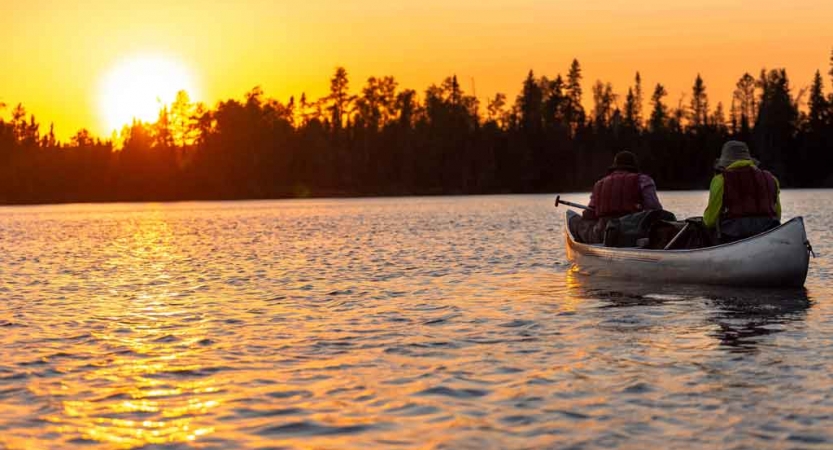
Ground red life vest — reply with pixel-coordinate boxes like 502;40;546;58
722;166;778;219
592;171;643;218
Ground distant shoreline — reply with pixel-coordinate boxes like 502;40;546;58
2;187;829;208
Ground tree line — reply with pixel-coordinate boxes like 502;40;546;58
1;52;833;204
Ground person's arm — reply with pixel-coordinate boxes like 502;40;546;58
583;185;598;219
639;175;663;210
703;175;724;228
774;177;782;221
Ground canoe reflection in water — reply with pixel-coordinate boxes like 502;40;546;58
565;271;811;353
706;288;811;353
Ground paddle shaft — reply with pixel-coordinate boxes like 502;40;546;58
554;195;592;211
663;222;691;250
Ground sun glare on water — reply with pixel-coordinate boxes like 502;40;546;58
99;55;199;133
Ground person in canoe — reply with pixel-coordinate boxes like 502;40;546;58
703;140;781;242
569;150;665;244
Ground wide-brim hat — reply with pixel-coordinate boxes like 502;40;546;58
609;150;640;172
715;140;758;170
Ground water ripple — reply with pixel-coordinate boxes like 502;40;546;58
0;193;831;448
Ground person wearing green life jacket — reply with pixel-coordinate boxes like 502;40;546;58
703;141;781;242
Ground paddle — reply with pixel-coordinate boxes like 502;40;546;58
554;195;592;211
663;222;690;250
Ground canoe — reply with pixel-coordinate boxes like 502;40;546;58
564;210;811;288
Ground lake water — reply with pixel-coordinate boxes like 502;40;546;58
0;192;831;449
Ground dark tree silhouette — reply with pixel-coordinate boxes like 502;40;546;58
753;69;799;180
565;59;585;135
649;83;669;133
328;67;351;132
633;72;644;129
808;71;829;129
689;74;709;131
2;52;833;205
592;81;616;128
829;49;833;89
732;73;757;140
798;70;833;185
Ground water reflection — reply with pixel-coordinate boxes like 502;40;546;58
39;213;221;447
0;195;829;448
707;289;810;353
565;271;812;353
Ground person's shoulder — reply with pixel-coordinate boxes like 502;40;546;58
761;169;780;188
638;173;657;184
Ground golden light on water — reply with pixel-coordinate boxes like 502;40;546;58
561;268;587;314
98;55;199;133
31;214;221;448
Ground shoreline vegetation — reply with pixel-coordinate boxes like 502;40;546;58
2;53;833;205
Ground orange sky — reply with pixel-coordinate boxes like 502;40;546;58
2;0;832;140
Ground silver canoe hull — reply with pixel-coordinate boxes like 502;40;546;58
564;211;810;288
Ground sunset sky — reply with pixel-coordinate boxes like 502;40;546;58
2;0;832;140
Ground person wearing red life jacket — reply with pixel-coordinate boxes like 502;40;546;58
703;141;781;242
570;151;663;243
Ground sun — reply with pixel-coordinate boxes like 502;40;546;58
99;55;199;133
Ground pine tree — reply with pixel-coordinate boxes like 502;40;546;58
649;83;668;132
591;80;616;127
829;48;833;87
634;72;643;126
690;74;709;130
624;87;638;128
808;70;828;130
517;70;543;132
711;102;728;133
828;48;833;106
733;73;757;136
565;59;585;133
542;75;566;129
487;93;507;125
754;68;798;178
328;67;350;131
567;60;582;106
